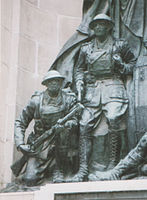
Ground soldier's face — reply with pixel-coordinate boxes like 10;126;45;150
46;78;62;94
93;20;111;37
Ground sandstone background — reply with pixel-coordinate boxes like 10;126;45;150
0;0;83;188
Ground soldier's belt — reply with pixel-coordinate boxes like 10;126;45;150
85;73;121;84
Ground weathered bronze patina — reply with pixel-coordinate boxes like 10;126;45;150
9;1;147;190
69;13;136;182
12;70;79;186
89;132;147;181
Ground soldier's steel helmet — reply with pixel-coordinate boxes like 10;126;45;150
42;70;65;85
89;14;114;30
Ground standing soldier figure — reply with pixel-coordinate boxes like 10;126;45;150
72;14;136;182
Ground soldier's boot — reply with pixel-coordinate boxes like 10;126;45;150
53;169;64;183
53;148;64;183
107;131;121;170
53;156;64;183
71;132;91;182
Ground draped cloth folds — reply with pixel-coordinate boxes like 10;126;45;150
51;0;146;82
121;0;145;38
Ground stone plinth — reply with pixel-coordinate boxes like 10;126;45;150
0;180;147;200
0;192;34;200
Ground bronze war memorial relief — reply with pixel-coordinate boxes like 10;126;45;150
2;0;147;192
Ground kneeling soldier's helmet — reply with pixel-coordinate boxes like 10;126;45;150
42;70;65;86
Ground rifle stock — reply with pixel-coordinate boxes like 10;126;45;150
32;103;83;151
11;155;28;177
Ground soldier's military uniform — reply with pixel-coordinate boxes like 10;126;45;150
14;71;78;186
73;14;136;181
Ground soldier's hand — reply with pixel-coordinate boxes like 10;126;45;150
137;132;147;151
112;54;125;72
65;120;77;130
57;119;63;124
18;144;31;154
53;124;64;134
113;54;122;65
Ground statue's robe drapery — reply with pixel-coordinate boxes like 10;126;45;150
51;0;146;80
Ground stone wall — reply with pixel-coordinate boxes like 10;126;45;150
0;0;21;189
0;0;82;189
1;180;147;200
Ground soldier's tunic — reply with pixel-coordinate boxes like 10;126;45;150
75;36;136;133
15;89;77;185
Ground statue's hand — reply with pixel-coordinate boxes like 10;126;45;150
112;54;125;73
65;120;77;130
18;144;31;154
113;54;122;65
137;132;147;151
53;124;64;134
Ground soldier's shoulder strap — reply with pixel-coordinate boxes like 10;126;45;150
31;91;42;98
80;40;93;52
31;91;43;118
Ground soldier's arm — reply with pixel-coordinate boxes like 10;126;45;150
75;45;87;83
75;44;88;101
14;94;39;148
62;89;78;128
113;40;136;75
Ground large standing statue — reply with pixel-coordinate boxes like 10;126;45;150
12;70;79;186
70;14;136;182
9;1;147;189
51;0;147;149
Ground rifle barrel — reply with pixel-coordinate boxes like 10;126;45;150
114;0;120;39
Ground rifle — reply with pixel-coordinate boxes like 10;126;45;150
76;81;84;102
11;155;28;177
114;0;120;39
11;103;84;177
